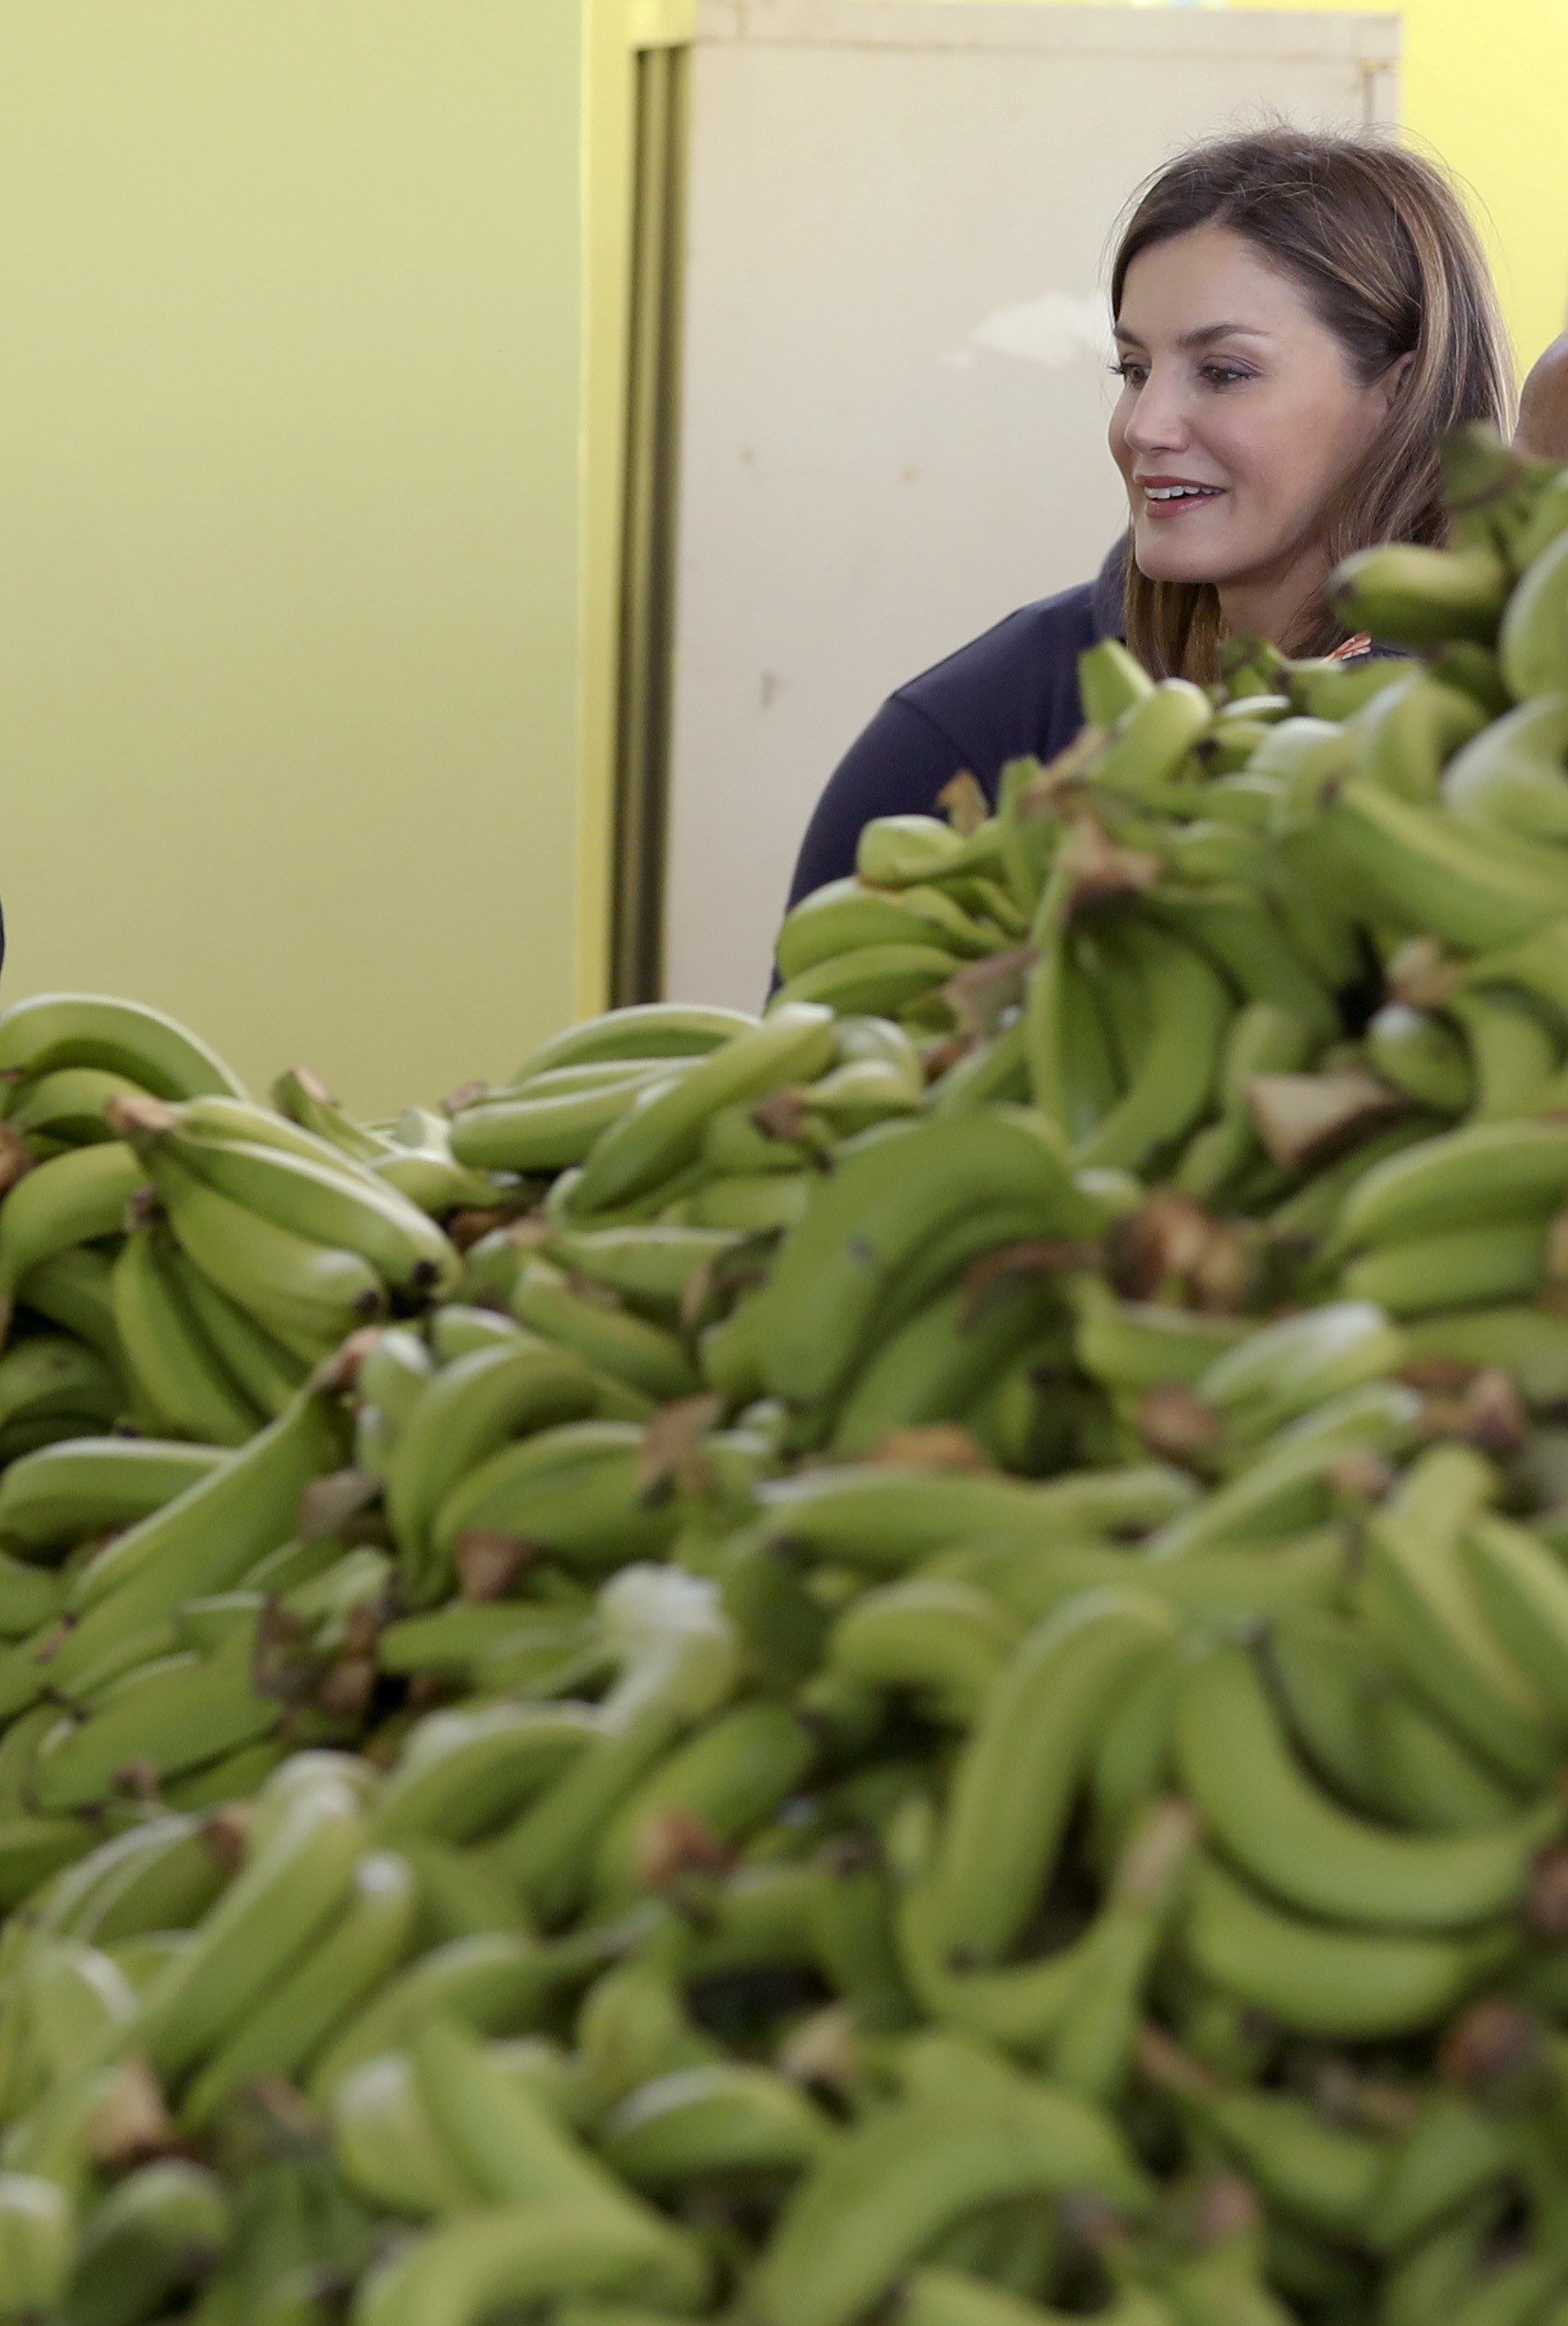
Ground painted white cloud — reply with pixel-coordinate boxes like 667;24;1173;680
960;288;1109;370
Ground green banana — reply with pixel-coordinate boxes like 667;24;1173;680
384;1336;601;1585
0;2170;72;2314
588;1701;817;1908
159;1236;311;1416
9;1245;123;1371
512;1002;757;1084
134;1770;367;2084
308;1928;582;2101
1365;1000;1473;1111
568;1006;838;1215
755;2067;1150;2326
1358;1445;1557;1788
272;1063;395;1163
753;1460;1192;1571
1351;666;1488;801
1181;1854;1513;2038
110;1221;261;1445
1339;1215;1551;1316
0;1142;145;1330
350;2201;709;2326
0;993;245;1101
63;2157;230;2325
178;1846;419;2124
30;1629;282;1810
601;2059;835;2186
132;1143;386;1357
1327;1118;1568;1253
829;1270;1059;1457
450;1068;681;1173
1094;679;1213;795
48;1382;347;1693
372;1700;597;1846
508;1258;698;1402
1324;777;1568;949
1195;1299;1406;1440
1463;1513;1568;1726
115;1096;458;1300
1500;525;1568;699
542;1225;740;1312
1443;692;1568;838
428;1419;676;1572
1448;986;1562;1118
427;1303;526;1362
775;877;991;980
752;1109;1105;1407
1041;1797;1196;2102
1174;1640;1560;1930
328;2046;481;2216
1367;2089;1513;2252
5;1065;149;1147
0;1333;119;1444
1067;920;1232;1175
826;1578;1020;1724
1328;541;1510;648
34;1809;227;1945
919;1591;1176;1966
1078;638;1155;727
772;941;964;1019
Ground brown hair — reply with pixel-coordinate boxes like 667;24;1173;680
1110;126;1516;679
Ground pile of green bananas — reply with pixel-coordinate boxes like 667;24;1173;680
0;425;1565;2324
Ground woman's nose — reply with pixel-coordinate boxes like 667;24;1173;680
1123;368;1192;452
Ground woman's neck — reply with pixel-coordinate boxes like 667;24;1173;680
1216;541;1332;653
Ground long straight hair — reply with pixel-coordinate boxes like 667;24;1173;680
1110;127;1516;679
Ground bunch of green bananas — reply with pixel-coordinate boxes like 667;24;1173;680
1;425;1568;2321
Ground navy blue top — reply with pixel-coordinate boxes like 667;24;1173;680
784;538;1130;911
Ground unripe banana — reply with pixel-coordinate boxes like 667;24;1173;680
569;1007;837;1216
1182;1853;1514;2038
1078;638;1155;727
110;1221;262;1446
1358;1446;1556;1788
0;992;245;1101
600;2059;835;2187
64;2157;230;2326
1174;1639;1560;1930
826;1578;1020;1724
0;1141;145;1331
1329;542;1510;648
752;1108;1106;1408
512;1003;757;1085
0;2170;71;2315
134;1772;367;2084
178;1846;419;2125
1499;526;1568;699
921;1591;1176;1968
756;2069;1151;2326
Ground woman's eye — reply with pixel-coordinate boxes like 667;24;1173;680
1203;366;1249;386
1110;360;1146;385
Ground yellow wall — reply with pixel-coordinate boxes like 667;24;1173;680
5;3;1558;1101
1;5;584;1118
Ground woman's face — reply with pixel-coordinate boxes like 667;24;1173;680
1107;223;1407;601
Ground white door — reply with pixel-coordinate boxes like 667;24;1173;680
651;0;1399;1010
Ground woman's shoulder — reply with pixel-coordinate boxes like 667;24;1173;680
891;540;1128;756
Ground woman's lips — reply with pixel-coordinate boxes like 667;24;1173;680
1141;487;1226;520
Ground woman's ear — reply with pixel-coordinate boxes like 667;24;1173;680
1379;350;1417;415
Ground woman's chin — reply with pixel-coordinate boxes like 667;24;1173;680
1131;532;1231;584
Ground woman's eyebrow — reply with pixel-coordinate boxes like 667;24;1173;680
1112;322;1272;349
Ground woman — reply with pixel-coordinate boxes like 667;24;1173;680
782;126;1515;913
